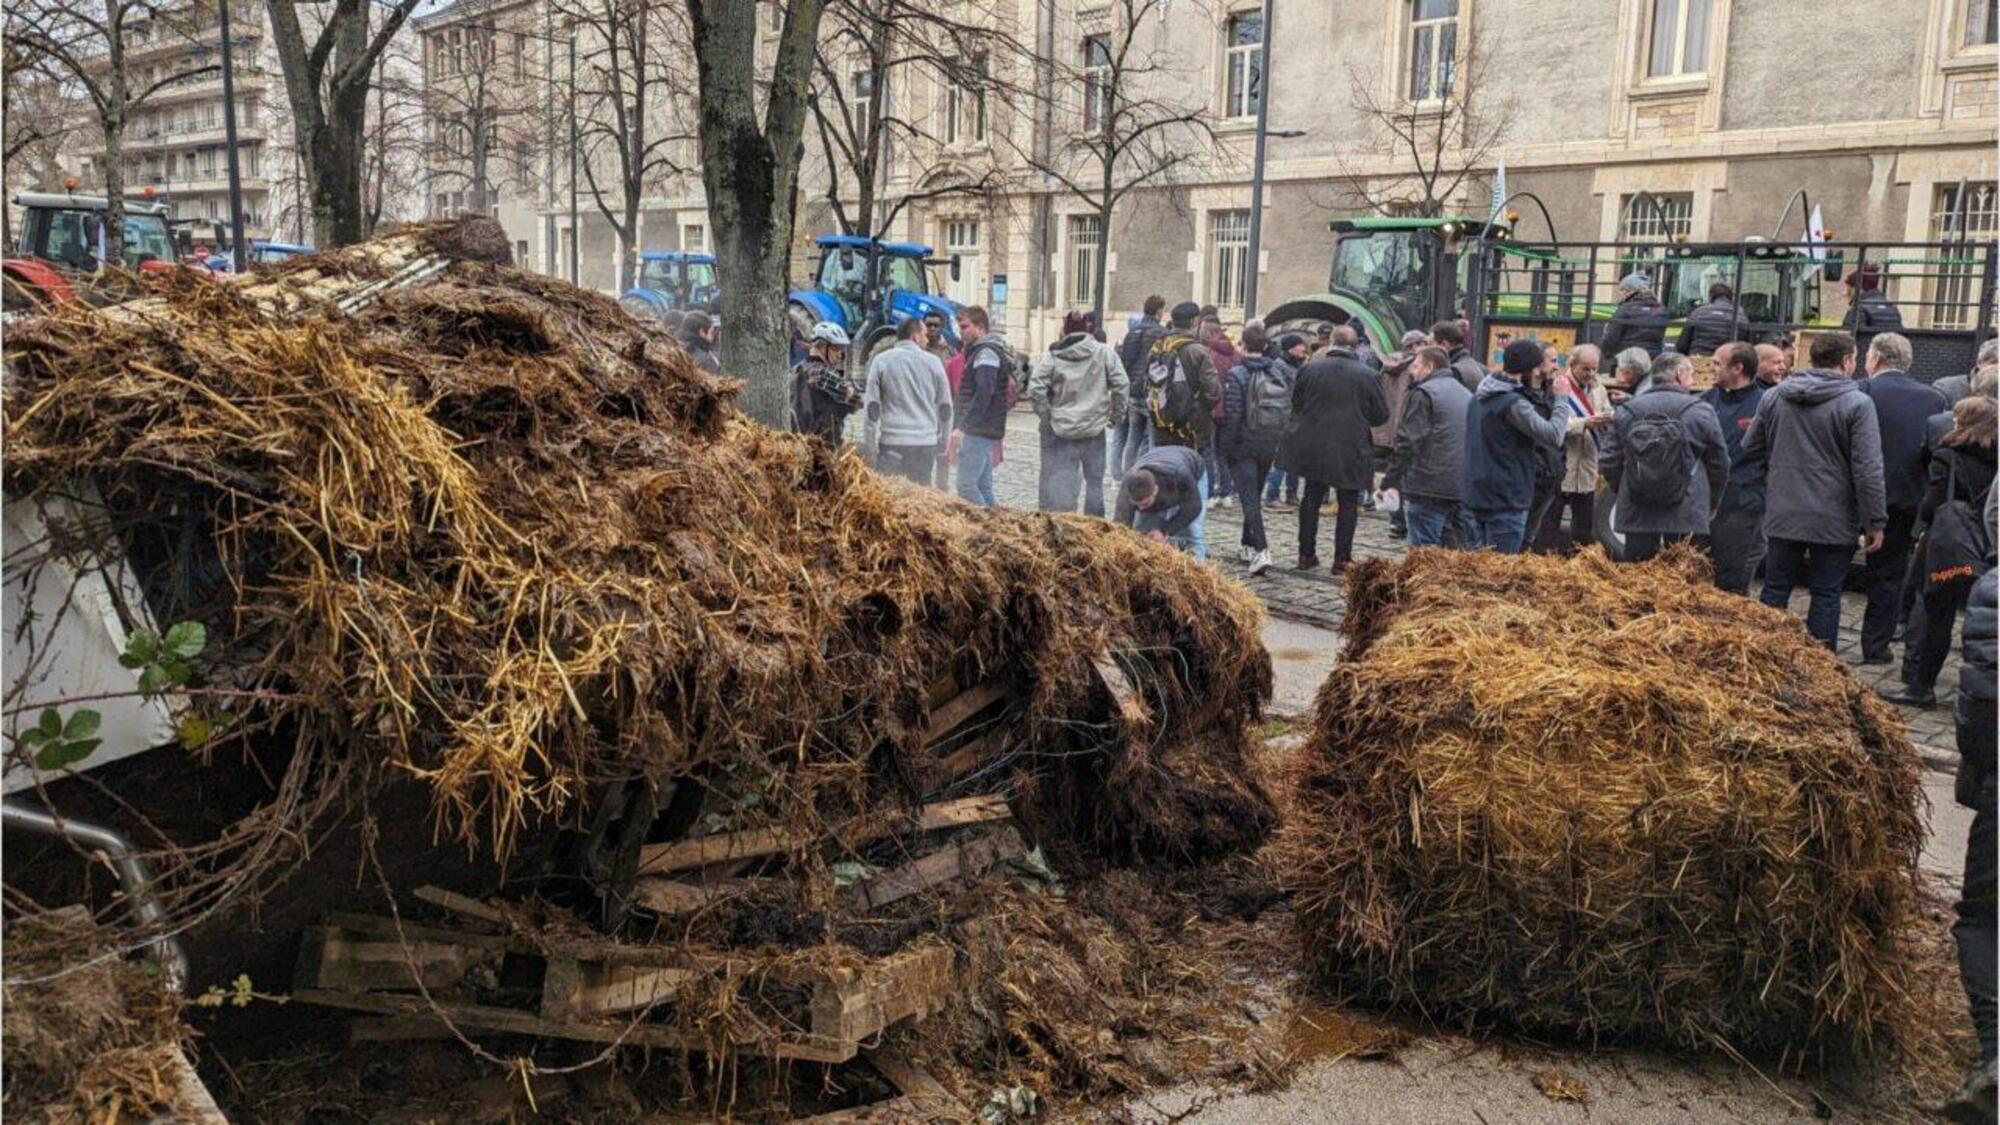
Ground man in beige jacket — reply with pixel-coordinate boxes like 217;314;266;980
1535;344;1613;553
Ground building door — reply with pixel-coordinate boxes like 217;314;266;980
941;217;984;308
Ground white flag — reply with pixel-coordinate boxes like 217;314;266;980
1803;203;1828;263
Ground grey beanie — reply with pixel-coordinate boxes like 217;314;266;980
1619;272;1652;292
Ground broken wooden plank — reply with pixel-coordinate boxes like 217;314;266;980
636;795;1012;874
866;1047;957;1101
631;876;771;915
414;885;507;930
918;681;1010;746
927;729;1011;791
1092;655;1151;728
294;988;859;1063
840;827;1025;912
296;924;493;993
808;944;955;1045
575;964;691;1016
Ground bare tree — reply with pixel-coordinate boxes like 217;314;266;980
559;0;696;291
265;0;424;248
362;45;426;235
4;0;217;265
2;45;79;244
1007;0;1219;328
1333;31;1507;218
684;0;828;426
806;0;1026;240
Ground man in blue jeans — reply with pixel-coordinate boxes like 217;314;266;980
951;305;1014;507
1381;345;1471;548
1460;340;1565;553
1740;331;1887;648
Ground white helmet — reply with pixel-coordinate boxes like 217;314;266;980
809;321;851;347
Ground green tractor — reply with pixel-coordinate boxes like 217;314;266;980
1264;216;1516;350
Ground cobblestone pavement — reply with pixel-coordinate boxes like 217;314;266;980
971;411;1965;766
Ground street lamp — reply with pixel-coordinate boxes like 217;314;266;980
217;0;248;272
1242;0;1304;320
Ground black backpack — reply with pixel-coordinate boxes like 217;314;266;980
1146;336;1201;443
1924;455;1994;595
1622;398;1698;508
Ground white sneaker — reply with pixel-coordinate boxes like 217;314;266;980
1237;544;1255;564
1249;549;1271;575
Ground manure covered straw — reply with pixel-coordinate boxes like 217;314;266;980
1282;547;1928;1065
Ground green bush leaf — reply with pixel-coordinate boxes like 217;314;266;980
34;737;97;771
137;665;165;696
165;622;207;659
36;708;62;738
124;630;159;662
63;709;101;739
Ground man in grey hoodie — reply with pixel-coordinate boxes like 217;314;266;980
1598;352;1731;562
1029;312;1129;516
863;317;954;486
1741;331;1888;649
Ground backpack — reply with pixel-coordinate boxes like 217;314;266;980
1242;361;1294;443
1924;455;1993;595
1146;335;1200;443
1622;397;1698;508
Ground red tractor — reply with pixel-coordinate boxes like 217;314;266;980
4;190;181;314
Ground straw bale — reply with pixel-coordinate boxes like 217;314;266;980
1;220;1271;880
1282;547;1927;1062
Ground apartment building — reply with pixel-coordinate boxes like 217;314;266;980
70;3;290;245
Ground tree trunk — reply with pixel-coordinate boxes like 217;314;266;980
100;114;127;268
1091;187;1112;329
308;81;370;246
687;0;825;429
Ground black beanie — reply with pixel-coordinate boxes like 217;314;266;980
1170;300;1202;326
1501;339;1543;376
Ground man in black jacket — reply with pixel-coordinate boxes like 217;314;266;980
1945;562;1997;1123
1113;295;1167;472
1843;263;1905;343
1277;326;1387;570
1857;332;1949;663
1676;282;1750;357
1599;273;1669;358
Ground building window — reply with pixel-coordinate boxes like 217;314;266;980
1067;214;1103;308
944;54;987;145
1968;0;1998;46
1645;0;1711;77
682;222;706;252
1223;10;1262;119
1930;181;1997;329
944;218;980;251
1408;0;1458;102
512;33;526;79
515;239;528;263
1082;34;1112;131
852;69;875;101
1207;209;1251;309
1621;192;1694;242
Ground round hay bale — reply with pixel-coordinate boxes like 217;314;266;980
1282;548;1927;1061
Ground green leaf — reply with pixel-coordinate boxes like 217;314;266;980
15;728;48;748
34;737;97;771
136;665;164;696
160;657;191;687
164;621;207;659
124;630;159;663
36;708;62;738
117;652;145;670
63;709;101;739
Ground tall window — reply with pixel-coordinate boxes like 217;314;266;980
1646;0;1712;77
1621;192;1694;242
1208;209;1251;309
1968;0;1998;46
1082;34;1112;131
1930;181;1997;329
1223;11;1262;119
682;222;707;253
945;55;987;144
1067;214;1103;308
1408;0;1458;102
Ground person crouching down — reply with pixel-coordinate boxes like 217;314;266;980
1116;445;1207;554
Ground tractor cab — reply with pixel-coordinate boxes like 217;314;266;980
1267;216;1514;349
788;235;962;364
6;192;178;310
1655;241;1822;326
620;251;718;321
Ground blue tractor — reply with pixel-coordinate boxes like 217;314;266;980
786;234;962;366
619;250;719;321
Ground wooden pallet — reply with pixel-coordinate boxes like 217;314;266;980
294;911;956;1063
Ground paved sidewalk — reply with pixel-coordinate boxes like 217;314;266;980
965;411;1968;766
